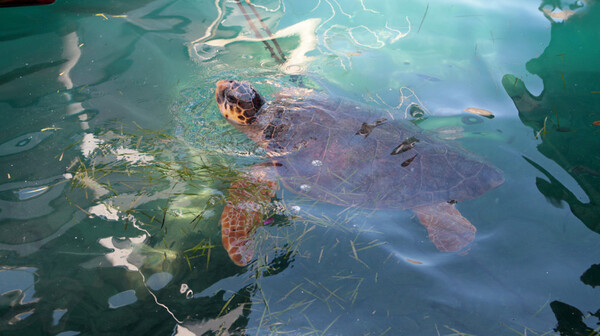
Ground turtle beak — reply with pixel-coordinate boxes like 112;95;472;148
216;80;230;89
215;80;232;107
216;80;231;96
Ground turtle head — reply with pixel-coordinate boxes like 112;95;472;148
215;80;266;125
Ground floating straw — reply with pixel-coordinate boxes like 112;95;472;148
235;0;286;64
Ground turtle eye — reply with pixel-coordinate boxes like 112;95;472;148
225;93;237;104
252;91;265;109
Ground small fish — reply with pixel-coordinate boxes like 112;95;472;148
401;154;418;167
391;136;419;155
356;118;387;138
406;258;423;265
592;120;600;126
465;107;495;119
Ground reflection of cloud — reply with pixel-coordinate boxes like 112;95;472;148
191;18;320;75
81;133;103;158
80;210;184;324
316;0;411;69
0;175;69;221
175;305;245;336
0;131;53;157
88;203;120;221
542;7;577;21
107;289;137;309
58;32;81;91
94;235;148;272
189;0;224;46
450;0;542;19
115;147;154;164
0;212;86;256
0;267;38;305
540;0;589;23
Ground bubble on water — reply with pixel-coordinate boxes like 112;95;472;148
146;272;173;291
300;184;311;192
185;290;194;299
17;138;32;147
285;64;305;74
290;205;301;214
409;103;425;119
179;283;188;294
311;160;323;167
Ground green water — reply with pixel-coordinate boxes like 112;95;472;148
1;0;599;335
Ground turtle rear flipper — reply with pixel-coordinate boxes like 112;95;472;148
220;167;277;266
412;203;476;252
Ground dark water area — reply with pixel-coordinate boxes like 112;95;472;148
1;0;600;335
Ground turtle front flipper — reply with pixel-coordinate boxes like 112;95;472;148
412;202;476;252
220;167;278;266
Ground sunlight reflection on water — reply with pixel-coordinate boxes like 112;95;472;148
1;0;600;335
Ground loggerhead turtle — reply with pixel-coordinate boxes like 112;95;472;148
214;80;504;266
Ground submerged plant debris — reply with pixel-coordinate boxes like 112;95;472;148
64;123;399;334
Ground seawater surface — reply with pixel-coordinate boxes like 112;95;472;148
1;0;599;335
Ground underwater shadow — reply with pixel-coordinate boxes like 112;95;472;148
502;0;600;235
503;0;600;333
550;263;600;335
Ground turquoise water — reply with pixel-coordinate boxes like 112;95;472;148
1;0;600;335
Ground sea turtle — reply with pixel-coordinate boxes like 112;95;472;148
215;80;504;266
